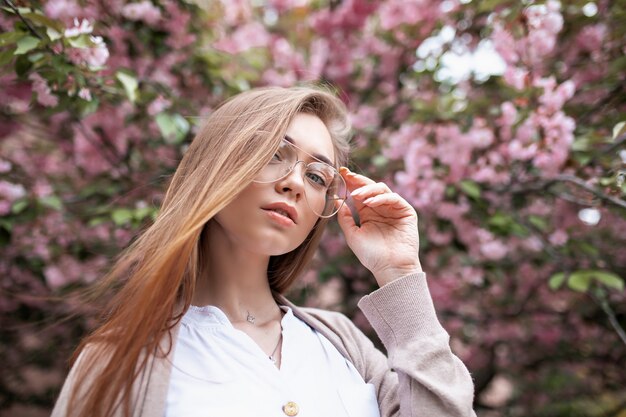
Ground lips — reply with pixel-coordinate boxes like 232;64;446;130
261;202;298;224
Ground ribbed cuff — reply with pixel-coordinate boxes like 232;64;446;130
357;272;447;351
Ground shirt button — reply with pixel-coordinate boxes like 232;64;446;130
282;401;299;416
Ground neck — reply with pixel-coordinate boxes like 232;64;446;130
192;221;281;325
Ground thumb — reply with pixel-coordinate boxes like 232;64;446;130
335;199;358;237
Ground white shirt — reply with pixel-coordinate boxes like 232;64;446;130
165;305;380;417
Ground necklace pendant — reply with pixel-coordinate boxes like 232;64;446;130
246;311;255;324
269;355;276;363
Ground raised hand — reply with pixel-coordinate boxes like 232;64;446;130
335;167;422;287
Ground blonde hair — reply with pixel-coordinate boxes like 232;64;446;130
68;85;351;417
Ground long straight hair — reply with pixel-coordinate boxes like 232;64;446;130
67;85;351;417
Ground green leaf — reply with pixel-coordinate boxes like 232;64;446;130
112;208;133;225
528;215;547;231
1;6;32;14
613;121;626;140
371;155;388;168
568;271;592;292
156;113;190;144
0;31;26;46
590;271;624;291
14;36;40;55
88;217;108;227
11;199;28;214
0;48;15;66
488;213;511;228
565;270;625;293
22;12;63;32
39;195;62;211
548;272;566;290
67;34;92;48
459;180;481;199
15;54;33;76
134;206;155;221
78;97;100;117
0;219;13;231
46;27;62;42
116;71;138;102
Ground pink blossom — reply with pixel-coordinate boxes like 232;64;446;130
503;67;528;90
268;0;308;12
162;2;196;49
549;229;568;246
64;18;93;37
0;180;26;201
219;0;253;26
29;73;58;108
427;224;453;245
72;125;110;175
507;141;538;161
311;0;378;34
33;181;53;198
147;96;171;116
67;36;109;69
78;87;92;101
467;119;494;149
262;69;297;87
121;1;162;26
379;0;439;31
477;230;508;260
480;240;508;260
43;256;83;289
350;105;381;131
0;159;11;173
492;25;518;65
214;22;271;54
44;0;81;21
500;102;517;127
576;24;607;52
527;29;557;59
306;39;329;80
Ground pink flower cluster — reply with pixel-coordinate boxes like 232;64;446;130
504;77;576;176
28;73;59;107
492;1;563;72
0;180;26;215
214;22;271;54
67;35;110;69
121;0;162;26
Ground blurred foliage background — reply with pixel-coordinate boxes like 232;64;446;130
0;0;625;415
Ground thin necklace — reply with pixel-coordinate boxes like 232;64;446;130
246;310;255;324
268;323;283;364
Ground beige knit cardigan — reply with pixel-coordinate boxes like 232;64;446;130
52;272;477;416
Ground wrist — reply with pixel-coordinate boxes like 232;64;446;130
373;264;423;287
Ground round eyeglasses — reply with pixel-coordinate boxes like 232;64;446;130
253;139;347;218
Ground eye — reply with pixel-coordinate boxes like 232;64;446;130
270;147;288;163
306;172;327;187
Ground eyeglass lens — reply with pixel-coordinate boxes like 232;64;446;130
256;141;346;217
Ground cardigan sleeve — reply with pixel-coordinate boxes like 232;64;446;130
356;272;477;417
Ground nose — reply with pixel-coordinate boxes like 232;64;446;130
275;161;306;197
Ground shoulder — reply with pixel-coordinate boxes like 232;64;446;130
294;306;373;346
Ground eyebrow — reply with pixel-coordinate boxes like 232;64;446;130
284;135;335;167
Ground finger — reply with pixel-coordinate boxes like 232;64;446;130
339;167;376;192
335;199;358;235
362;192;408;208
350;182;393;200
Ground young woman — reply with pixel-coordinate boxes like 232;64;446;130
52;86;476;417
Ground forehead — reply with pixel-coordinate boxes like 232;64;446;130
284;113;335;166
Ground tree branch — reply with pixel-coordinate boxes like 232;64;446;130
3;0;44;40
